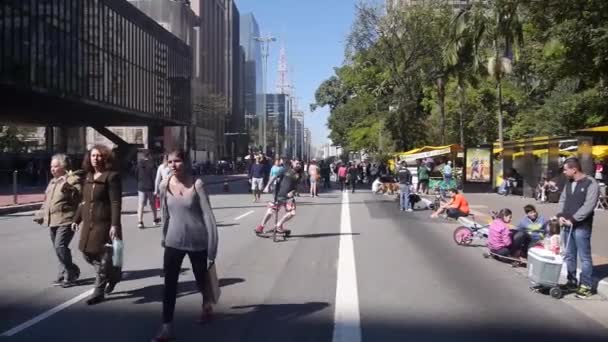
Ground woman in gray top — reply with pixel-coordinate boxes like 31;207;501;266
153;148;219;342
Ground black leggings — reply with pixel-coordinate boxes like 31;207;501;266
163;247;209;323
492;231;531;259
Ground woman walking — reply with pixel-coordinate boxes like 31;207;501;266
153;148;219;341
73;145;123;305
34;154;82;287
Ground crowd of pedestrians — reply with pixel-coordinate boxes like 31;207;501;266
33;146;220;341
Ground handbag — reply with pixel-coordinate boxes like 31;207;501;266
154;195;161;210
204;262;221;304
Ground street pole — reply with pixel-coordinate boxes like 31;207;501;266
254;35;276;156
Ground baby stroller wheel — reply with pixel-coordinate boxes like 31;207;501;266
550;287;563;299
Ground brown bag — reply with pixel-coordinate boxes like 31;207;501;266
204;262;221;304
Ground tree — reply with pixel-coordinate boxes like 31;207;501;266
0;126;39;152
452;0;524;146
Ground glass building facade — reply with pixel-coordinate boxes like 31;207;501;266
240;13;262;147
0;0;192;125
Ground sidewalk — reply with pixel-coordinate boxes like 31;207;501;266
0;173;247;215
463;192;608;298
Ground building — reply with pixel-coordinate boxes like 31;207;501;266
321;143;343;160
190;0;236;161
240;13;263;149
291;111;304;160
265;94;291;158
106;0;198;153
303;128;312;162
386;0;474;11
1;0;192;157
225;4;248;161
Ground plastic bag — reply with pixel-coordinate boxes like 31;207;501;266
112;239;124;268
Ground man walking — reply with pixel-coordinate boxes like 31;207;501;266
249;156;265;202
557;157;599;299
397;161;413;212
137;151;160;229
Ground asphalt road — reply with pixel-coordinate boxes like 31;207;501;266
1;181;607;342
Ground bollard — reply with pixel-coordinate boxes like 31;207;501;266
223;178;230;192
13;170;18;205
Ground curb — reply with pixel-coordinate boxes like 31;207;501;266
0;178;248;216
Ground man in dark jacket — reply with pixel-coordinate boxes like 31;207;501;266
137;151;160;229
397;161;413;211
557;157;599;299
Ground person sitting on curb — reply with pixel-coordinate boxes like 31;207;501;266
487;208;530;265
430;188;470;219
516;204;547;246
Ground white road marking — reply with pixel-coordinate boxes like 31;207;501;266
1;289;94;337
234;210;254;221
332;191;362;342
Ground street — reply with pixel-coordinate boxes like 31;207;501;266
1;180;607;342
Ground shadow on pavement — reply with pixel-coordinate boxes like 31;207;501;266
217;222;240;228
123;268;189;281
593;263;608;290
105;278;245;305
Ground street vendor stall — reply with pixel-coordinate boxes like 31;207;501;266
395;144;462;191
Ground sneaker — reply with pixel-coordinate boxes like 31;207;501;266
575;285;593;299
153;218;161;226
61;269;81;288
406;209;414;212
105;281;117;294
276;227;291;237
565;280;578;291
138;222;144;229
254;225;264;235
52;275;64;286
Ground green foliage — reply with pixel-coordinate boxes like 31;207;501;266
314;0;608;152
0;126;38;152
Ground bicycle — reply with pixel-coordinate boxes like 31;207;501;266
452;211;497;246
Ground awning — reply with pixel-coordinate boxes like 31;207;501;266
508;146;608;159
576;126;608;133
395;145;458;162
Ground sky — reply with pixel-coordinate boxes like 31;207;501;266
235;0;357;147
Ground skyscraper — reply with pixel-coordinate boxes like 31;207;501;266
240;13;263;149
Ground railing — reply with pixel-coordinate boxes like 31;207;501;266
0;169;48;206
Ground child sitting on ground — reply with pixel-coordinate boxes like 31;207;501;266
544;218;561;255
487;208;531;264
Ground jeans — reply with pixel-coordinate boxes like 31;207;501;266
163;247;210;323
50;225;79;279
562;226;593;287
399;186;410;210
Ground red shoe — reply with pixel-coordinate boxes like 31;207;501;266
254;225;264;234
197;305;214;324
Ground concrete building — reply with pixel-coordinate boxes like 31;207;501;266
190;0;237;161
240;13;263;149
291;111;304;160
304;128;312;162
226;4;248;161
321;143;343;160
99;0;198;154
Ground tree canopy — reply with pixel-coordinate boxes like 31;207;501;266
312;0;608;154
